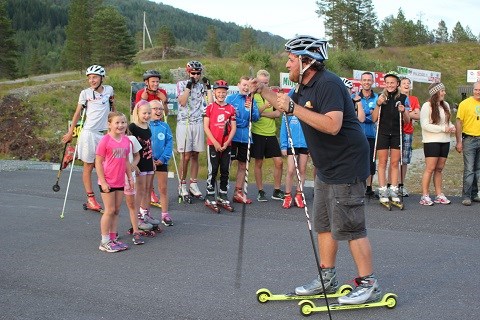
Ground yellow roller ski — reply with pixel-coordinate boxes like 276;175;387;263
256;285;352;304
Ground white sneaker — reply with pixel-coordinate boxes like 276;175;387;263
189;181;202;197
378;186;389;203
389;186;400;202
180;182;188;196
338;275;381;305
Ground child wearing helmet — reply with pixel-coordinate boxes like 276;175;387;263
176;60;213;198
371;71;410;205
135;69;169;204
203;80;237;205
135;70;168;116
61;65;115;212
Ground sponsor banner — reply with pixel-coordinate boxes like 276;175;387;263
352;70;385;88
280;73;295;89
467;70;480;83
397;66;441;83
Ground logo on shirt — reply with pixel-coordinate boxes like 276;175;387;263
217;114;226;123
156;132;165;141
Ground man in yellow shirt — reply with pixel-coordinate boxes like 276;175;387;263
455;81;480;206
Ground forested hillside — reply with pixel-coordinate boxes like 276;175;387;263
4;0;284;77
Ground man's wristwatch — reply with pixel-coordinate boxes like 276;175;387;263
288;99;295;114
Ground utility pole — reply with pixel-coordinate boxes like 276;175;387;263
143;11;153;50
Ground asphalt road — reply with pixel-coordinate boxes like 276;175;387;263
1;164;479;320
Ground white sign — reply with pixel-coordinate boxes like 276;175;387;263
467;70;480;83
397;66;441;83
280;72;295;89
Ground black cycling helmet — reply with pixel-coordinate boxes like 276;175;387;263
186;60;203;73
143;70;161;81
213;80;229;90
284;35;329;61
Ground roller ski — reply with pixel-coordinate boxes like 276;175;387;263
127;221;156;237
216;192;234;212
83;192;104;213
205;195;220;213
389;186;404;210
298;275;397;316
178;180;192;204
140;207;163;233
150;189;162;208
189;179;204;201
299;293;397;316
256;285;352;303
377;186;391;211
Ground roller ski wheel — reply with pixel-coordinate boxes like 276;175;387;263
256;285;352;304
205;199;220;213
390;200;404;210
189;191;204;201
179;194;192;204
127;227;156;237
298;292;398;316
379;201;391;211
150;201;162;208
150;223;163;234
216;199;234;212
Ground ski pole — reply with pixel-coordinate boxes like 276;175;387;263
283;110;333;320
235;92;253;289
397;102;404;204
60;105;87;219
372;95;383;162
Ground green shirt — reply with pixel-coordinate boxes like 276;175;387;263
252;93;277;136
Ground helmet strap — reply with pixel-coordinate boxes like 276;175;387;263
296;55;316;93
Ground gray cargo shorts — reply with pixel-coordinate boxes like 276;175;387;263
313;176;367;241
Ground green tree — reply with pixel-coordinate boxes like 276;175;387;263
156;25;176;59
0;0;18;79
451;22;476;43
205;25;221;57
434;20;449;43
237;26;257;55
316;0;347;49
90;6;136;66
63;0;97;71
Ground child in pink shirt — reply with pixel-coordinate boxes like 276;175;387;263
96;112;133;253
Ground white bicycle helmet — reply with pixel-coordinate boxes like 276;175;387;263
341;77;353;89
285;35;329;61
86;65;105;77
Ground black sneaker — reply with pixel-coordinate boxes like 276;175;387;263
257;190;268;202
272;189;285;200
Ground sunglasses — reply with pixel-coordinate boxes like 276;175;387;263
190;72;201;75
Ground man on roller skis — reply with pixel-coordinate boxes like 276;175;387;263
250;35;381;305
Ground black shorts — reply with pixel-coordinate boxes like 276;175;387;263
155;163;168;172
231;141;249;162
376;133;400;150
98;185;124;193
251;133;282;159
286;147;309;156
423;142;450;158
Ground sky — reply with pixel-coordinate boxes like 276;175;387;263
152;0;479;40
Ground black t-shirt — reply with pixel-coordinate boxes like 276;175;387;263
128;123;154;172
292;70;369;184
